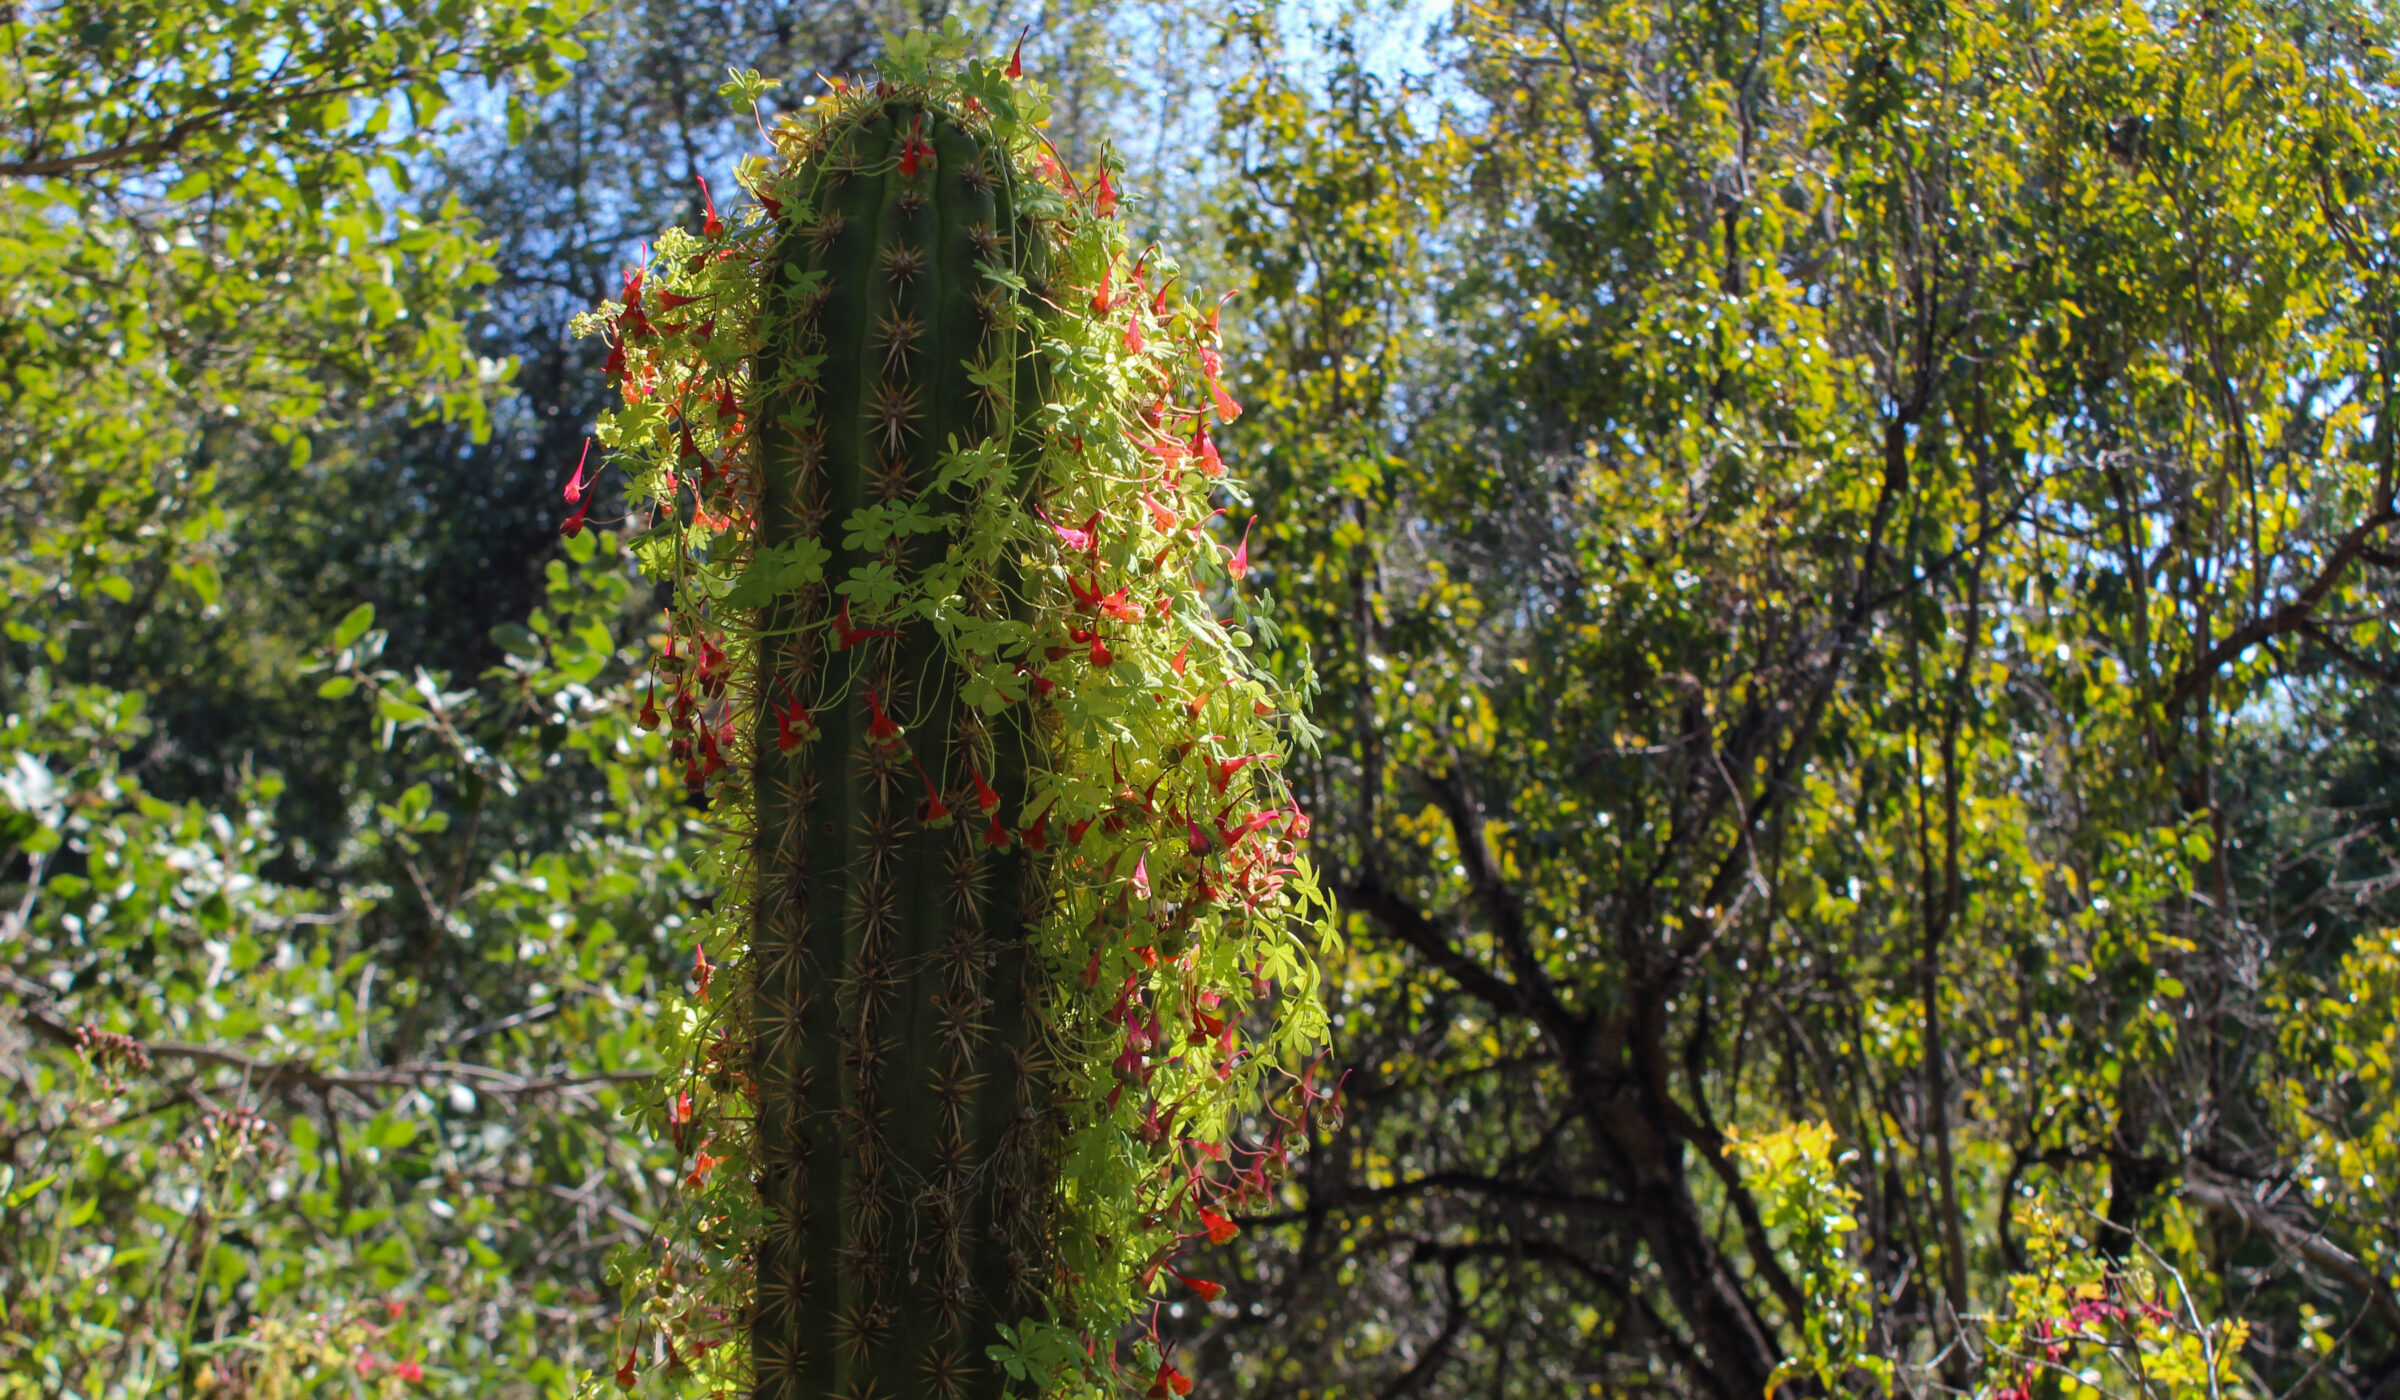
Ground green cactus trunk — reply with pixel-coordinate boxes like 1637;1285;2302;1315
747;103;1048;1400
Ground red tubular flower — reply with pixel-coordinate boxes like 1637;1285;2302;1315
1170;646;1189;676
833;599;900;650
916;780;952;827
561;492;592;538
1089;636;1114;667
866;691;905;749
1180;1272;1223;1302
1190;425;1224;478
1131;851;1151;899
971;765;1001;814
1006;25;1028;78
776;699;816;752
637;681;660;730
696;175;723;238
1091;263;1114;315
1034;504;1102;555
1210;378;1244;422
1216;805;1278;852
1200;1207;1239;1244
1212;754;1260;792
1124;315;1145;355
692;944;714;1001
1228;515;1257;581
1208;289;1236;335
1093;167;1118;217
1143;492;1179;532
1198;348;1242;420
563;436;593;503
1145;1363;1193;1399
983;814;1011;849
1025;811;1049;850
684;1144;724;1190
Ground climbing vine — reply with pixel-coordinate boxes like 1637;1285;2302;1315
569;24;1336;1399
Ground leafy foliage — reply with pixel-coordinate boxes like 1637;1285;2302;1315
1168;1;2400;1397
8;0;2400;1398
1;529;698;1396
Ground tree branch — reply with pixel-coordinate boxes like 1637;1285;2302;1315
1239;1169;1638;1225
2181;1171;2400;1334
1421;764;1571;1029
2;967;651;1099
1342;870;1538;1018
2161;502;2400;720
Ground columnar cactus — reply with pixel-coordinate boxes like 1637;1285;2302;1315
579;31;1333;1400
745;99;1049;1400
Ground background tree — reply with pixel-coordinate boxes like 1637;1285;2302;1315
0;3;1149;1394
1176;3;2400;1398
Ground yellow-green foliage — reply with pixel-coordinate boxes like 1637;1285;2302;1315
1726;1123;1890;1397
2274;934;2400;1331
1984;1209;2255;1400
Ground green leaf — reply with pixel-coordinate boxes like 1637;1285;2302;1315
491;622;543;661
174;560;223;606
376;693;431;724
1;1171;58;1210
723;536;831;608
316;676;358;699
333;603;377;648
340;1207;393;1236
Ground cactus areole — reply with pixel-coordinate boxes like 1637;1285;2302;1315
577;31;1334;1400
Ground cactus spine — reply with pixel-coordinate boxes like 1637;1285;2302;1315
749;103;1045;1400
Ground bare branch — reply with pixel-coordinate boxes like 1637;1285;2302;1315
2181;1170;2400;1333
2;967;651;1100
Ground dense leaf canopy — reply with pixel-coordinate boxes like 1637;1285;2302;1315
3;0;2398;1397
